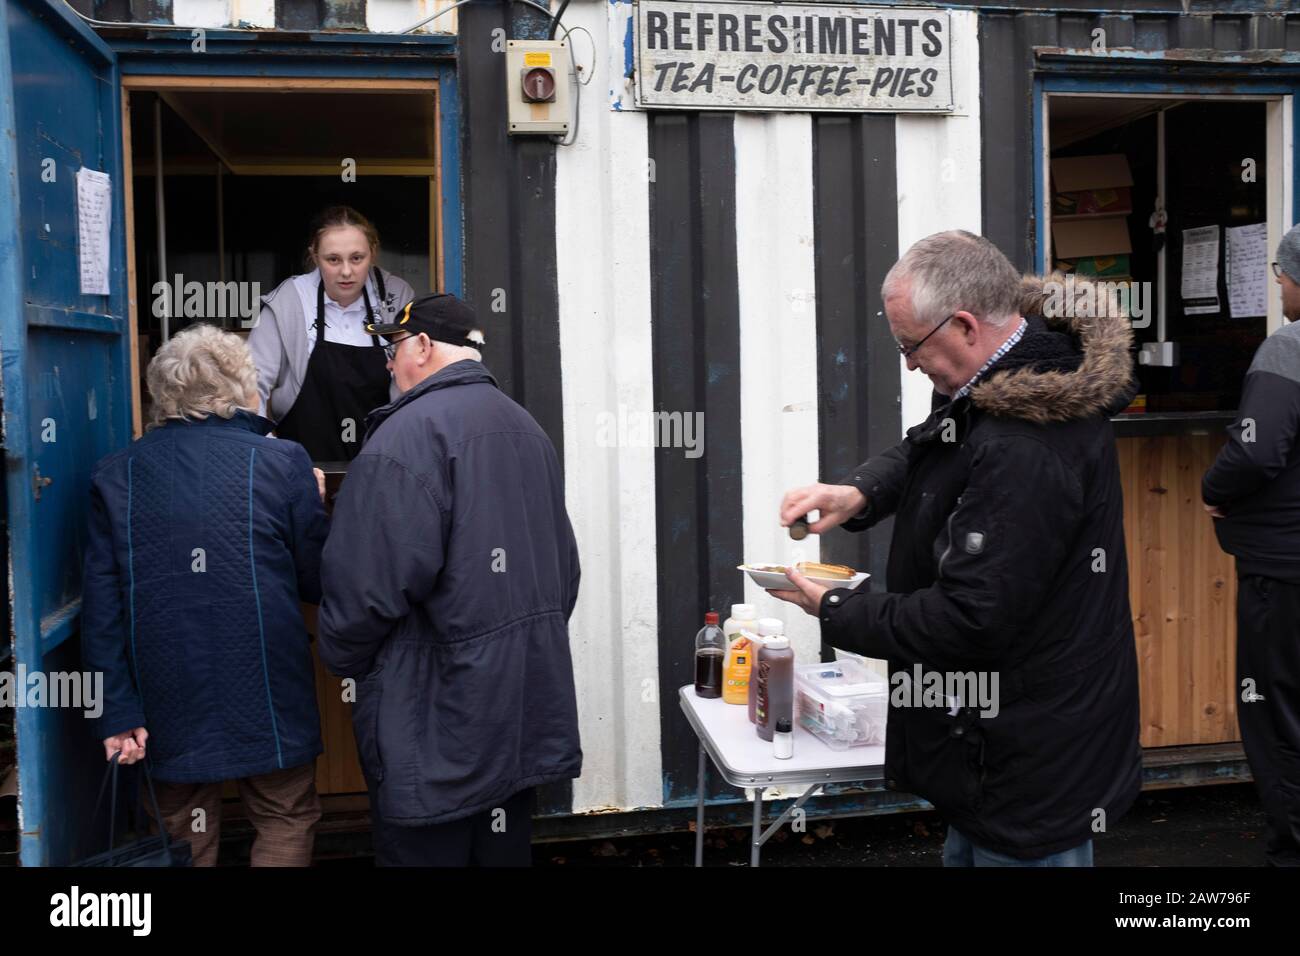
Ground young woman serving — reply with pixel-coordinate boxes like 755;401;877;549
249;206;415;461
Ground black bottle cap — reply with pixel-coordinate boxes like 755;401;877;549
776;718;792;733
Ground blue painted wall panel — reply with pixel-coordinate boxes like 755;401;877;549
1;0;130;865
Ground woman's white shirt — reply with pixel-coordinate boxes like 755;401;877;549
291;269;381;353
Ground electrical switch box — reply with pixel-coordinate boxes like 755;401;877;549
506;40;570;136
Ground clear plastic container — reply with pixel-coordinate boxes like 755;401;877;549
795;658;888;750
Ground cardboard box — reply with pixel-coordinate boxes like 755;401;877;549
1051;154;1134;194
1052;217;1133;259
1051;153;1135;259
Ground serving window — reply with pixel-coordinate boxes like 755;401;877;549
121;77;445;431
1044;93;1289;417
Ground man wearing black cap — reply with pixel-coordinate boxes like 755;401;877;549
1203;223;1300;866
317;293;582;866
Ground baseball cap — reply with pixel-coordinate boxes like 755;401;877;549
365;292;487;349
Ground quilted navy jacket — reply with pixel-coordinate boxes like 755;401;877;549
318;360;582;825
81;410;329;783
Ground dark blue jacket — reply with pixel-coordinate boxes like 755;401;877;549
82;411;328;783
318;360;582;826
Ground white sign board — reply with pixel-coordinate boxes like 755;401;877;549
634;1;954;112
1225;222;1268;319
76;167;112;297
1181;225;1221;316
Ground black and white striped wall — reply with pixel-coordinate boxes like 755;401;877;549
553;0;980;811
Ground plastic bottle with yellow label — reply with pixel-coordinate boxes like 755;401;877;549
723;632;756;705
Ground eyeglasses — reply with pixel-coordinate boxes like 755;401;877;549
1272;262;1283;279
383;335;412;361
896;313;957;358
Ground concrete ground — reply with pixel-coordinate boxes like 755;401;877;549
529;783;1271;867
0;768;1271;868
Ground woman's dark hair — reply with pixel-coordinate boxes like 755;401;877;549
303;206;381;271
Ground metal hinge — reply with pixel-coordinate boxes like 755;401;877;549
32;464;52;500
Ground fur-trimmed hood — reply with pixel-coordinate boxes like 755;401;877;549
968;273;1138;424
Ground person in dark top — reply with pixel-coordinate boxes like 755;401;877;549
318;293;581;867
1203;223;1300;867
773;231;1142;866
83;323;329;865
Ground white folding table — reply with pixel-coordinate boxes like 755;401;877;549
679;684;885;866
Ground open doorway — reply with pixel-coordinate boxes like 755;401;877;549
121;77;445;432
118;76;448;806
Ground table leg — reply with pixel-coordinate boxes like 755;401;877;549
751;788;762;867
695;742;706;868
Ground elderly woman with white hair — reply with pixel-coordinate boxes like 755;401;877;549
81;323;330;866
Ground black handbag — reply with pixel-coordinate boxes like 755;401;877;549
77;752;192;867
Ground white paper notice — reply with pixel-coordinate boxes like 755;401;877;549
1181;226;1221;316
1225;222;1268;318
76;167;112;296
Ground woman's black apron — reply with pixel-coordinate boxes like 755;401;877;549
274;272;391;462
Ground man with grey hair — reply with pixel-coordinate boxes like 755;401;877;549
774;230;1142;866
1202;223;1300;866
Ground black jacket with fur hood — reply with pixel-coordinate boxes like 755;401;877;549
820;282;1142;860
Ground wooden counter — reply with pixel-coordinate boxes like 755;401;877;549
306;467;367;795
304;603;368;795
1117;428;1239;749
